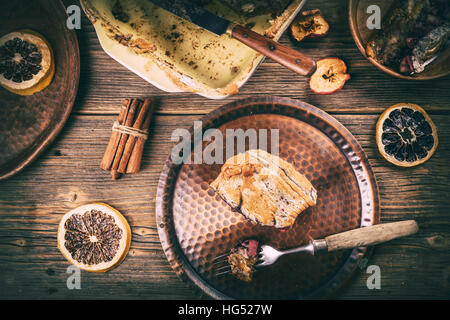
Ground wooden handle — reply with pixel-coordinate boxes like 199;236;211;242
230;24;316;76
325;220;419;252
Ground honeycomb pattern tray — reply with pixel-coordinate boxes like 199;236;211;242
156;96;380;299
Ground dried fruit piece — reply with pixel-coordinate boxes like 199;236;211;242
309;58;350;94
290;9;329;42
228;239;259;282
365;1;449;74
399;55;414;74
410;23;450;73
57;203;132;272
0;30;54;96
376;103;438;167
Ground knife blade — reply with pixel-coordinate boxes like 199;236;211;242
149;0;316;76
149;0;230;36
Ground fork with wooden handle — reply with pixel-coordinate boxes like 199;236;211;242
214;220;418;275
255;220;418;268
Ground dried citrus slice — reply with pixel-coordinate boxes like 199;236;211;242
376;103;438;167
57;203;132;272
0;30;54;96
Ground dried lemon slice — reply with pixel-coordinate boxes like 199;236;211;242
376;103;438;167
57;203;131;272
0;30;54;96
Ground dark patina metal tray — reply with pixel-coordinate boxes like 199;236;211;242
156;96;380;299
0;0;80;180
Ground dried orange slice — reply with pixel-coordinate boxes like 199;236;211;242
57;203;131;272
0;30;54;96
376;103;438;167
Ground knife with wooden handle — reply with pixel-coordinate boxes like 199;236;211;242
149;0;316;76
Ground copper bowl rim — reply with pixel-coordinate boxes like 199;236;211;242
156;96;381;299
0;0;80;181
348;0;450;81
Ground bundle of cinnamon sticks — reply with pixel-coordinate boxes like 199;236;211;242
100;98;155;180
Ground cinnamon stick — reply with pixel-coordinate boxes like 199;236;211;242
126;99;155;174
100;99;130;170
110;98;141;178
117;98;153;173
100;98;155;180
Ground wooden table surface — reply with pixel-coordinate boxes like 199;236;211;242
0;0;449;299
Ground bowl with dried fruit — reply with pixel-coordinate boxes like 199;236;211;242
349;0;450;80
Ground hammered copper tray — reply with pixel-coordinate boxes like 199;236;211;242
0;0;80;180
156;96;380;299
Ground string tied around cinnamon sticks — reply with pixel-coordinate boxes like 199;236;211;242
100;98;155;180
112;121;149;140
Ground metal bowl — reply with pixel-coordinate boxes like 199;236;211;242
349;0;450;80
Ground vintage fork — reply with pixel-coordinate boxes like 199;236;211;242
214;220;418;275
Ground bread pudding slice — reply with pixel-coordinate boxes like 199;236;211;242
210;150;317;228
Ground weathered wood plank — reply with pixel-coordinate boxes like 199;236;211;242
1;0;447;300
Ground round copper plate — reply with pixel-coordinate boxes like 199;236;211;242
156;96;380;299
0;0;80;180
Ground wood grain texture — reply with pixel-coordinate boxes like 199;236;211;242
0;0;448;299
